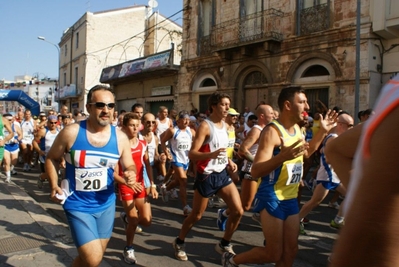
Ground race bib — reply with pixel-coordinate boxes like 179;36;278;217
286;162;303;185
75;167;108;192
227;139;235;148
177;140;190;151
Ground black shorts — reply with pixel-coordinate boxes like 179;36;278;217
193;168;233;198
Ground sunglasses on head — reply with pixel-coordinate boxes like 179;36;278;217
89;102;115;109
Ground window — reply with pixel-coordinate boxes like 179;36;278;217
76;32;79;49
303;0;327;9
239;0;262;41
63;73;67;87
302;65;330;77
199;0;214;37
198;0;215;55
200;78;216;87
75;67;78;86
297;0;330;35
244;71;268;87
64;44;68;57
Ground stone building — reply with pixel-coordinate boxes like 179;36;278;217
58;5;181;114
176;0;399;117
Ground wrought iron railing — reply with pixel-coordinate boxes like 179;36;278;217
200;8;284;53
300;2;330;35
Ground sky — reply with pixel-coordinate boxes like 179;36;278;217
0;0;183;81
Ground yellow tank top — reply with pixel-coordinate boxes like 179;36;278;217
226;128;236;159
270;120;304;200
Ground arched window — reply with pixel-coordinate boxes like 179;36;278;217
201;78;216;87
244;71;268;87
302;65;330;77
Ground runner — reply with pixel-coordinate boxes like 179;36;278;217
33;115;61;189
3;114;21;183
172;92;243;261
45;84;137;266
221;86;337;267
20;109;37;171
115;112;158;264
160;110;195;216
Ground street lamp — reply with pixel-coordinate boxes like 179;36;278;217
37;36;60;111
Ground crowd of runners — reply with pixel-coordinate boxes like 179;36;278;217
2;75;398;266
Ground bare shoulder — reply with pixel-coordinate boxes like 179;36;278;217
259;124;280;147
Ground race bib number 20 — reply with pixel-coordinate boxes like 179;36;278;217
75;167;108;192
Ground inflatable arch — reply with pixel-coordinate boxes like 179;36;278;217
0;90;40;115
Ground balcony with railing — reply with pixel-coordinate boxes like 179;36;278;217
208;8;284;52
299;1;330;35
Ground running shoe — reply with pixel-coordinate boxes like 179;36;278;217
160;184;169;202
330;219;344;229
120;212;128;230
37;175;44;189
157;175;165;182
120;211;143;233
251;212;261;226
215;242;235;255
5;177;11;183
208;197;215;208
170;188;179;199
301;217;310;225
123;246;136;264
217;209;228;231
172;238;188;261
328;202;340;210
10;165;17;175
299;222;307;235
221;252;238;267
183;205;192;216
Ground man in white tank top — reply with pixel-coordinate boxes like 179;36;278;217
172;92;243;262
155;106;173;140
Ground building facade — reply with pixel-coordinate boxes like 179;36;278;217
176;0;399;117
58;5;181;114
99;11;182;113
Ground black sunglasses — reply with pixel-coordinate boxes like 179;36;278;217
89;102;116;109
146;121;156;124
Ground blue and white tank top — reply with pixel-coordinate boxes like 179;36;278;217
38;128;59;163
63;120;120;213
170;126;192;165
316;133;340;183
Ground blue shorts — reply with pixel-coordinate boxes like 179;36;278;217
253;198;299;221
64;203;115;248
5;143;19;153
193;168;233;198
317;181;340;190
172;161;189;171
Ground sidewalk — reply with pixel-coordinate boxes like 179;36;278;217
0;178;111;267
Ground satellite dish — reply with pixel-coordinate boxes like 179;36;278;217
148;0;158;8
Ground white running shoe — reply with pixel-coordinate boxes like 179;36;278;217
208;197;215;208
183;205;192;216
170;188;179;199
173;239;188;261
123;247;137;264
328;202;340;210
160;184;169;202
5;177;11;183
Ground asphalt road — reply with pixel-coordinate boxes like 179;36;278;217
7;163;339;267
